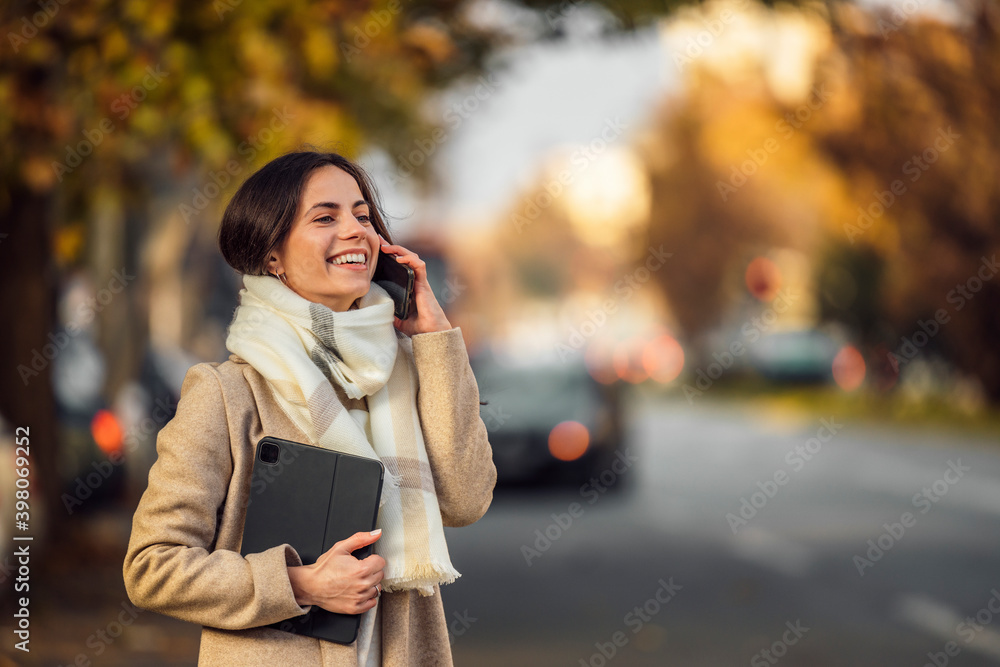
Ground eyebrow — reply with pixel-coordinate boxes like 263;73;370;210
305;200;369;215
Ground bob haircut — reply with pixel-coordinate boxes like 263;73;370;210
218;150;394;276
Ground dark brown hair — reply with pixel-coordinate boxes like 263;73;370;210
218;149;393;275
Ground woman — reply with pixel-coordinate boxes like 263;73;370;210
123;150;497;666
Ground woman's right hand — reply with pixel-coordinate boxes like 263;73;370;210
286;529;385;614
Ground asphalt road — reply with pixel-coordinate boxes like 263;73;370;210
11;391;999;666
442;391;1000;667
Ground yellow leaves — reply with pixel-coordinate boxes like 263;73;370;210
161;40;193;77
401;22;456;66
303;26;339;79
128;103;163;138
13;34;58;65
293;99;357;153
122;0;176;36
53;222;86;266
180;74;214;106
101;28;130;63
143;2;177;39
67;8;100;37
21;154;57;192
698;101;775;168
184;114;232;167
123;0;151;22
239;28;288;77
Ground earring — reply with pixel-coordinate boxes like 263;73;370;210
271;271;288;286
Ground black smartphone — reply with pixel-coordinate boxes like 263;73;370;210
372;248;415;320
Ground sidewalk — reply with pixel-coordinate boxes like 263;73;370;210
1;507;201;666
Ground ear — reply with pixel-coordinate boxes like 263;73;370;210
266;253;283;275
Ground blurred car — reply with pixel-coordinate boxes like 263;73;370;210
747;328;841;383
469;351;625;487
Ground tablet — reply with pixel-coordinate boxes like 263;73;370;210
239;435;385;644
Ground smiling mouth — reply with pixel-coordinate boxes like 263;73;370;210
327;252;368;267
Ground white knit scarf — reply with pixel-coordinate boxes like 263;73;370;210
225;274;460;595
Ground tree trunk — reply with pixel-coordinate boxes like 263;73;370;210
0;183;62;545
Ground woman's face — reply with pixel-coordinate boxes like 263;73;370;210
267;165;380;312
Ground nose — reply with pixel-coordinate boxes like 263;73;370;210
338;214;368;239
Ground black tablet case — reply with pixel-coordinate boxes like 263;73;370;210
239;436;385;644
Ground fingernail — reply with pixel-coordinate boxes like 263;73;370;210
370;529;382;536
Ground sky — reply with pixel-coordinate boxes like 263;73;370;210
360;0;678;236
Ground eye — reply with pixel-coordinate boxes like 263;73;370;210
357;214;372;224
316;215;334;223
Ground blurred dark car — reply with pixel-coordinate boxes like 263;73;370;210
469;351;625;487
747;328;841;384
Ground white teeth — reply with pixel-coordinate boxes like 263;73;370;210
330;253;366;265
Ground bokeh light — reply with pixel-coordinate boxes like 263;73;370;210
745;256;783;302
832;345;866;391
613;339;650;384
585;338;619;385
563;146;651;248
91;409;124;457
548;421;590;461
642;334;685;384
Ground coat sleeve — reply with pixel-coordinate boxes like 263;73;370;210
122;363;312;630
410;327;497;527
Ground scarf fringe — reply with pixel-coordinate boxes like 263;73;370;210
381;561;462;596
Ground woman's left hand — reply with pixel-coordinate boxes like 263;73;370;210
377;237;453;336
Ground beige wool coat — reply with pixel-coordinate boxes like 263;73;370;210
123;327;496;666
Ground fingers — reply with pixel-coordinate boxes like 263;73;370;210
363;566;385;588
332;528;382;556
356;553;386;583
378;242;425;269
359;589;380;612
